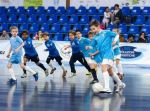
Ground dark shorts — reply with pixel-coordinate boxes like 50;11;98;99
24;54;39;63
46;55;62;65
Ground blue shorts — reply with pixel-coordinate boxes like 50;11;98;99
9;54;22;64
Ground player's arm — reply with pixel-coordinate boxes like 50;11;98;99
15;37;24;53
112;34;119;46
89;50;100;57
7;46;12;58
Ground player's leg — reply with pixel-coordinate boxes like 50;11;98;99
116;58;124;80
20;63;38;81
55;56;67;77
69;54;77;77
21;56;28;78
46;56;56;74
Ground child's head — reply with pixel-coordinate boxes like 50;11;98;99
42;32;49;41
21;30;29;39
69;30;76;40
90;20;101;34
88;31;94;40
76;30;82;39
10;26;18;37
105;7;110;12
112;28;120;34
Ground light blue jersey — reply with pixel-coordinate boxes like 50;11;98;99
79;37;90;57
92;30;117;62
113;39;121;56
9;36;23;64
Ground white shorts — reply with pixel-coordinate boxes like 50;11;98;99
114;54;121;60
85;57;97;64
102;59;114;66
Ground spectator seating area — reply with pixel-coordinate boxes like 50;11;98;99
0;6;150;42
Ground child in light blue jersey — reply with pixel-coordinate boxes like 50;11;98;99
112;28;124;80
7;26;38;85
89;20;125;93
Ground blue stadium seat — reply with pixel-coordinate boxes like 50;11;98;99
59;15;68;24
7;6;16;14
60;24;70;33
131;7;141;16
68;15;78;24
142;7;150;15
47;7;56;15
28;15;37;23
79;15;89;24
57;7;66;15
64;35;70;41
0;14;7;22
0;23;8;32
66;6;76;15
50;24;60;33
40;23;49;32
106;24;113;30
128;25;139;34
122;7;131;16
26;6;35;14
87;7;97;15
0;6;6;14
19;24;28;32
98;7;106;15
37;14;47;23
82;25;90;34
134;15;145;25
8;14;17;23
147;35;150;43
123;34;128;42
134;34;139;42
53;33;63;41
47;15;57;24
119;24;127;34
91;15;101;22
141;26;150;35
18;14;27;23
77;6;86;15
16;7;25;14
146;16;150;25
37;6;45;14
29;23;39;33
72;24;82;31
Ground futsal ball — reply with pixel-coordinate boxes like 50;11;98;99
61;47;72;55
92;83;104;94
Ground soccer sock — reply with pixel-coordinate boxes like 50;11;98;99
103;71;110;89
37;63;46;71
8;68;16;80
24;66;36;75
60;64;65;71
116;63;123;74
113;64;119;74
49;63;54;69
23;63;27;74
112;72;122;85
91;69;98;81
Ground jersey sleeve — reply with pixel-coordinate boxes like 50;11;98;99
17;36;23;44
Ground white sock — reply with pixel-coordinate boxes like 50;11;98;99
60;64;65;71
103;71;110;89
49;63;54;69
113;64;119;74
8;68;16;80
112;72;122;85
24;66;36;75
117;63;123;74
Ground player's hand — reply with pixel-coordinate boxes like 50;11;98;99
89;53;94;58
112;41;116;46
85;46;90;50
7;54;10;58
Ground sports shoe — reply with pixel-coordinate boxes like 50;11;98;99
62;70;67;78
33;73;39;81
45;69;49;77
7;78;17;85
86;72;92;76
21;73;27;78
90;79;99;84
50;68;56;74
69;73;76;78
100;88;112;93
115;82;126;93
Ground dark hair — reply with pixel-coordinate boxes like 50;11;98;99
88;31;94;35
42;32;49;37
114;4;119;7
76;29;81;33
10;26;18;31
105;7;109;11
69;30;76;36
21;30;29;35
90;19;100;27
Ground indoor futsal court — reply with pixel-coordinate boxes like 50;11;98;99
1;0;150;111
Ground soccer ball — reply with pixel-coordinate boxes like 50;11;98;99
92;83;104;94
61;47;71;55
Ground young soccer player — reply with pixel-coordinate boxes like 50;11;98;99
76;30;99;84
89;20;125;93
7;26;38;85
21;30;49;78
42;32;67;77
112;28;124;80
